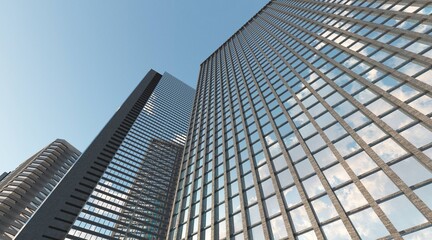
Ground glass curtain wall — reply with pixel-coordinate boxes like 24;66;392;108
168;0;432;239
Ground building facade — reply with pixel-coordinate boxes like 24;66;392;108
0;139;80;240
110;139;185;239
168;0;432;239
0;172;10;183
16;70;195;240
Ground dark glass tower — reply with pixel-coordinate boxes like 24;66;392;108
16;70;195;240
168;1;432;239
0;139;80;240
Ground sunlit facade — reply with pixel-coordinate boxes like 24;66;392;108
16;71;195;240
0;139;80;240
168;0;432;239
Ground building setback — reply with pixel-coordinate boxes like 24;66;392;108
15;70;195;240
0;139;80;240
168;0;432;239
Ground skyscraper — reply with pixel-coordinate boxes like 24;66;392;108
168;1;432;239
0;139;80;240
16;70;195;240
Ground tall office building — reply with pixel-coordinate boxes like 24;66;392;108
168;1;432;239
16;70;195;240
0;139;80;240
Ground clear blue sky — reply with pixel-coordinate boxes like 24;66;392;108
0;1;266;173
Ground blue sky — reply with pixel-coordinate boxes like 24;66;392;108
0;1;266;173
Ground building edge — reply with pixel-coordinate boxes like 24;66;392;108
15;69;162;240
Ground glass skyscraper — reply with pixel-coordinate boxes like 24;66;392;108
16;71;195;240
168;1;432;239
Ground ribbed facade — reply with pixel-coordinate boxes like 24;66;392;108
16;70;195;240
0;139;80;240
168;1;432;239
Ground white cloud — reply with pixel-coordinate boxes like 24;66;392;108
297;230;317;240
333;135;360;156
290;206;311;232
270;216;288;239
303;175;325;197
284;134;298;148
366;68;379;81
400;123;432;148
409;95;432;115
265;135;275;145
356;123;387;144
258;164;270;180
416;69;432;85
349;208;389;239
323;164;351;188
360;171;398;200
311;196;337;222
335;184;367;212
345;151;377;175
381;109;414;130
404;227;432;239
371;138;407;162
322;220;351;240
366;98;393;116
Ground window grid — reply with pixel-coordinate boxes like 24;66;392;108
168;0;432;239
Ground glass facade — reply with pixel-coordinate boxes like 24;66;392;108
66;73;195;240
168;0;432;239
